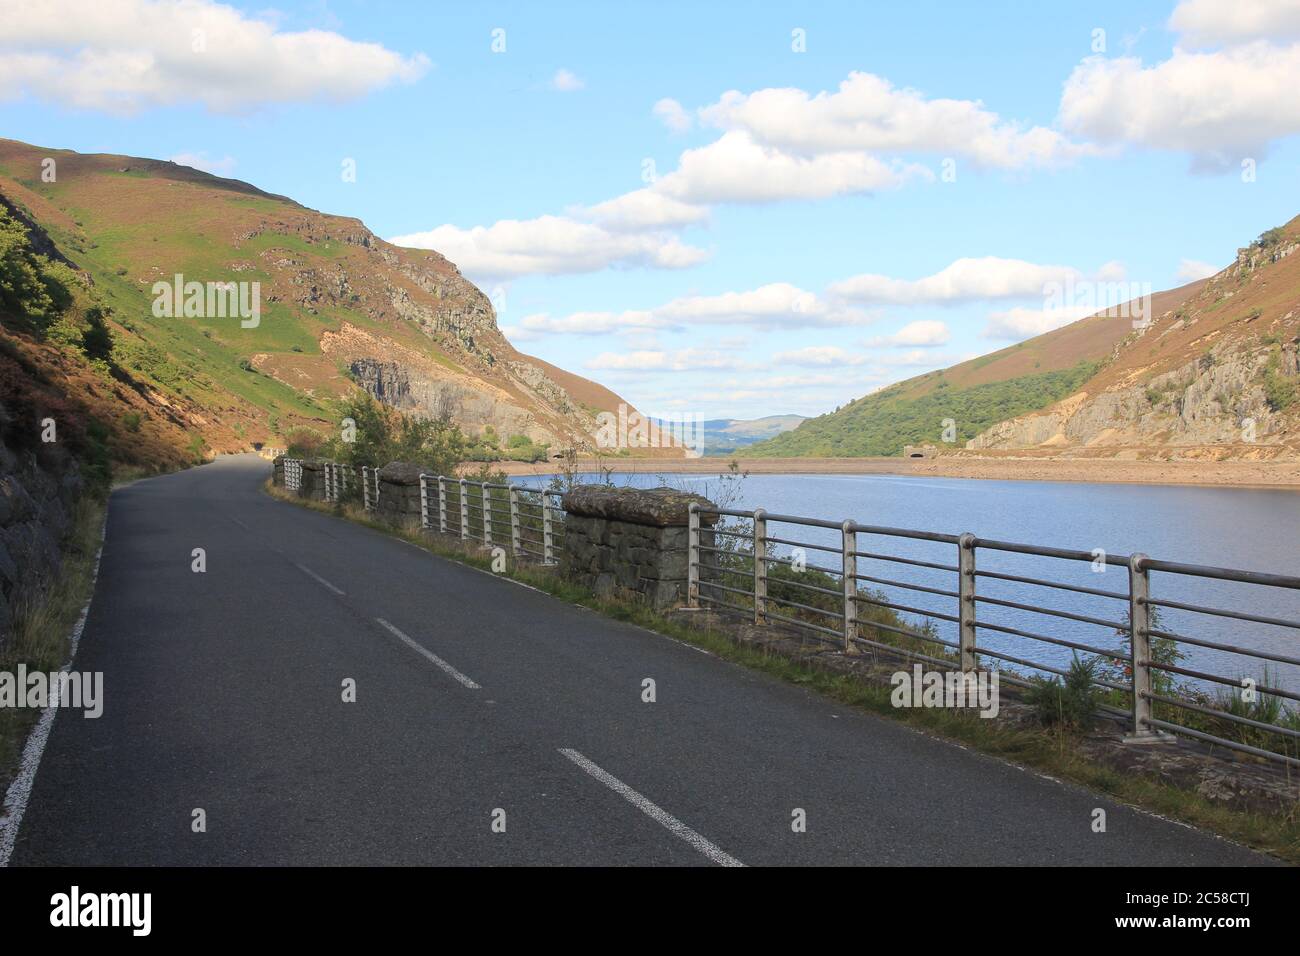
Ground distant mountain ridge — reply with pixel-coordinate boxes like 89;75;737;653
650;414;806;455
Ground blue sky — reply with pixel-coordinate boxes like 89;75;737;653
3;0;1299;419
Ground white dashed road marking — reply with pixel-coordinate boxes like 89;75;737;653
559;748;744;867
375;618;481;690
295;563;344;596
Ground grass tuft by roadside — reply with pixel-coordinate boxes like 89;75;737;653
265;482;1300;864
0;495;106;801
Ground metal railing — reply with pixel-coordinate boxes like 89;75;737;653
418;475;563;564
322;462;360;504
361;466;380;512
278;459;565;565
688;503;1300;767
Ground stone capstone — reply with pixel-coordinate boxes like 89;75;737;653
561;484;718;528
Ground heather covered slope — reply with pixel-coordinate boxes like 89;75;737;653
745;219;1300;460
0;138;654;457
969;220;1300;458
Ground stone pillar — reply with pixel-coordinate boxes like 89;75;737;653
299;459;326;500
374;462;427;528
272;455;285;487
559;485;717;609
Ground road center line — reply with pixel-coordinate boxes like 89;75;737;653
295;563;344;596
558;748;744;867
375;618;481;690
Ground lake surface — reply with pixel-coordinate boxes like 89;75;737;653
517;471;1300;694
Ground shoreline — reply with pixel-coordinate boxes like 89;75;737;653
497;455;1300;490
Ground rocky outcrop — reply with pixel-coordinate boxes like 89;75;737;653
969;340;1297;454
348;357;548;440
967;217;1300;459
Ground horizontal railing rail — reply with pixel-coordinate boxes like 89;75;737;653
279;459;565;566
688;503;1300;767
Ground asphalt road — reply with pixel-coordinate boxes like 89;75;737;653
7;455;1275;865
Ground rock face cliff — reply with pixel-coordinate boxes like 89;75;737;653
226;191;627;449
968;220;1300;460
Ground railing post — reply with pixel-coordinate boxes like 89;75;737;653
362;467;371;511
419;474;430;529
752;508;767;624
958;532;977;672
1125;552;1168;743
542;496;555;565
688;502;700;609
459;479;470;541
481;484;492;545
509;487;522;555
842;520;857;654
438;477;448;534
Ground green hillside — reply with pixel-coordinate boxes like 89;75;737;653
0;138;647;461
740;360;1101;458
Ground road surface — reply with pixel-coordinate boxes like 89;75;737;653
6;455;1274;865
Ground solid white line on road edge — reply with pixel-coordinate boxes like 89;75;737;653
558;748;744;867
0;515;108;867
375;618;481;690
295;563;344;596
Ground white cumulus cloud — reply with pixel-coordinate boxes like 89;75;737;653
699;71;1094;169
511;282;876;337
1176;258;1221;282
387;215;709;282
581;188;710;232
863;320;951;347
655;130;930;204
830;257;1083;305
1059;46;1300;169
652;97;692;132
772;346;868;367
1059;2;1300;170
585;348;751;372
1169;0;1300;48
0;0;429;113
982;305;1096;341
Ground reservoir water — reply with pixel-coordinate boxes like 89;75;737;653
517;471;1300;695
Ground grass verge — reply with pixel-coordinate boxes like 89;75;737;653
0;494;107;801
267;483;1300;864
